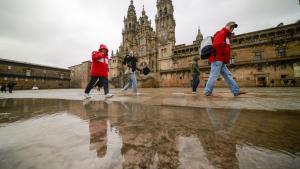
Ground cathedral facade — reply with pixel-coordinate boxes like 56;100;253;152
109;0;300;88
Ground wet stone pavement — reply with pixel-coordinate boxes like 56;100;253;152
0;98;300;169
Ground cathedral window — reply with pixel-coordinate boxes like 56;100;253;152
296;27;300;34
140;47;144;55
257;64;263;71
280;63;287;70
268;32;275;37
277;48;286;57
254;51;262;61
26;70;31;76
164;7;168;15
230;56;235;64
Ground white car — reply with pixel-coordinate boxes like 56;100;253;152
32;86;39;90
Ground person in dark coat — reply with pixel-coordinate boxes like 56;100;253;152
7;81;16;93
1;84;7;93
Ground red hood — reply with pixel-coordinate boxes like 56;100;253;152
222;27;232;37
98;44;109;55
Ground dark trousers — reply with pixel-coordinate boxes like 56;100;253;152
85;76;109;95
192;74;200;92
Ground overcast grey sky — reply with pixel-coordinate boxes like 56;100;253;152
0;0;299;68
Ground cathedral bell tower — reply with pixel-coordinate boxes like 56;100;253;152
122;0;138;54
155;0;176;71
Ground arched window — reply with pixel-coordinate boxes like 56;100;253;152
159;9;162;17
164;7;167;15
129;23;131;28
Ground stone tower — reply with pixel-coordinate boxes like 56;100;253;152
155;0;176;71
137;6;157;72
122;0;138;54
193;27;203;44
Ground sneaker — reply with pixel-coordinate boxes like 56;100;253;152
119;89;126;93
205;92;212;96
84;93;91;99
192;91;197;94
234;91;247;96
135;92;141;96
105;93;114;98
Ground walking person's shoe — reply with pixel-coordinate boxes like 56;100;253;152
84;93;91;99
119;89;126;93
234;91;247;96
105;93;114;98
192;91;197;94
205;92;212;96
135;92;141;96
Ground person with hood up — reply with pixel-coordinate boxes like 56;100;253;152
204;21;246;96
84;44;113;99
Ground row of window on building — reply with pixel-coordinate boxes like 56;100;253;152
2;77;65;83
231;27;300;45
5;66;65;79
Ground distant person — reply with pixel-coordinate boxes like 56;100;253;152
204;21;246;96
270;79;275;87
1;84;7;93
84;44;113;99
283;79;289;87
7;81;16;93
291;79;297;87
190;56;200;94
121;50;141;96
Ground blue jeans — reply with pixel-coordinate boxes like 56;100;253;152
204;61;240;95
123;72;137;93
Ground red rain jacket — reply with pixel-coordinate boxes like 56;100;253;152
208;27;231;64
90;44;109;77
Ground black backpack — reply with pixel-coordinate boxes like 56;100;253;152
142;66;151;75
199;36;215;60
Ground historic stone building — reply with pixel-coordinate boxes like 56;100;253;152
0;58;70;90
108;0;300;88
69;61;91;88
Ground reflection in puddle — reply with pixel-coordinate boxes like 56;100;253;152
0;99;300;169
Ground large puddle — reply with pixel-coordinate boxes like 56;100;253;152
0;99;300;169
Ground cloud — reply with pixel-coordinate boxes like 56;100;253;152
0;0;299;68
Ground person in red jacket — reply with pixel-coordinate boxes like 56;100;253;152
204;22;246;96
84;44;113;99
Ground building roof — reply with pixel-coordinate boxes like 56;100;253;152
0;58;70;71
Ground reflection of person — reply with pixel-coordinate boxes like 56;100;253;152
121;51;141;96
206;108;240;132
190;56;200;94
84;44;113;99
206;108;240;169
204;21;246;96
84;101;108;158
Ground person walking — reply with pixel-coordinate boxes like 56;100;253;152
204;21;246;96
84;44;113;99
190;56;201;94
7;81;16;93
121;51;141;96
1;84;7;93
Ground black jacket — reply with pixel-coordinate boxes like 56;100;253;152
123;55;138;72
